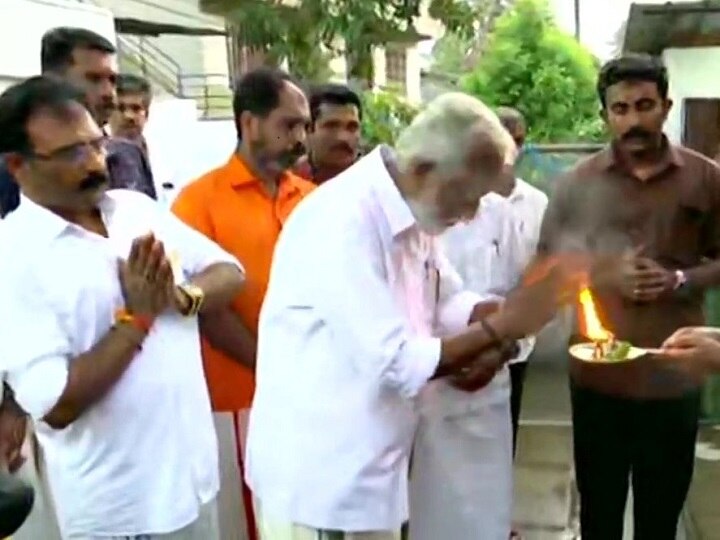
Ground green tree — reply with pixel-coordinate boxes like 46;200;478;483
430;0;515;78
461;0;604;143
361;89;420;147
201;0;481;83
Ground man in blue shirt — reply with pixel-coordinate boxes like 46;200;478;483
0;27;155;216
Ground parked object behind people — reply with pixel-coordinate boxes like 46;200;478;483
0;470;33;537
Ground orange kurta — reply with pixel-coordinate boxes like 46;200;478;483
172;154;315;411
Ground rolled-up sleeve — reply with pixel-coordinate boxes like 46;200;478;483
163;212;245;278
298;213;441;399
0;274;71;421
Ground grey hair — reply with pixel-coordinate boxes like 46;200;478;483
395;92;514;173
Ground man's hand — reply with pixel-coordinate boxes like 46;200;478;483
448;346;506;392
0;392;27;474
595;248;675;302
658;327;720;382
631;257;675;302
118;233;174;318
468;301;501;324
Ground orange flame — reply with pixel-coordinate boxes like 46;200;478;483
578;287;612;342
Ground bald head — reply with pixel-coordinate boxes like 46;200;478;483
496;106;526;149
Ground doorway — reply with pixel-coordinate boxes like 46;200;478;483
682;98;720;159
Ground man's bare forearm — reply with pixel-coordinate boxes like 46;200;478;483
199;309;256;370
686;260;720;290
43;324;145;429
190;263;244;313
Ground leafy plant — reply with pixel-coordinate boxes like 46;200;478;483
361;88;421;147
202;0;483;83
462;0;604;143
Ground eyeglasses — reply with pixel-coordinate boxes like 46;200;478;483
26;136;108;165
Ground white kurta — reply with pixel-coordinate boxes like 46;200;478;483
245;147;488;533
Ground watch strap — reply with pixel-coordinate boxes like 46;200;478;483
674;270;688;290
177;283;205;317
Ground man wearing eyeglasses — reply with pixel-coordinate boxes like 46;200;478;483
0;75;244;540
0;27;155;217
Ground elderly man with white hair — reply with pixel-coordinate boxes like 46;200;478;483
245;92;579;540
408;139;528;540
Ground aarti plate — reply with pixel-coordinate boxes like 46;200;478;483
569;342;652;364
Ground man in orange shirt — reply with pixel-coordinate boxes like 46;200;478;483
172;67;314;540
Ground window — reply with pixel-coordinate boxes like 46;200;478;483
385;46;407;92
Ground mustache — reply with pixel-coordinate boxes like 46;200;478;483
621;127;653;141
79;171;109;191
290;143;306;157
332;142;355;154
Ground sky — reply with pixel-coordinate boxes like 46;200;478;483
550;0;634;60
551;0;699;60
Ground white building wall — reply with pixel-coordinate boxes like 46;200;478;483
93;0;228;81
0;0;116;89
662;47;720;144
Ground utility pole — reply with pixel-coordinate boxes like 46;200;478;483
574;0;581;40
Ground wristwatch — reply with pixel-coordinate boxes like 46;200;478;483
177;283;205;317
674;270;688;291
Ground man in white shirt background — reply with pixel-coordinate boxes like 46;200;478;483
495;106;549;455
0;76;244;540
417;188;524;540
245;92;585;540
433;107;549;540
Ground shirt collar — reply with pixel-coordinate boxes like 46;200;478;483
14;191;118;242
366;146;416;238
508;178;526;202
224;153;302;196
597;136;685;172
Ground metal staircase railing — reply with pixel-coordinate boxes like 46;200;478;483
116;35;182;95
72;0;232;118
178;73;233;119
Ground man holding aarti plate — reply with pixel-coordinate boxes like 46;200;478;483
538;54;720;540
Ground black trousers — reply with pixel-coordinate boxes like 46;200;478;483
570;382;700;540
509;361;528;457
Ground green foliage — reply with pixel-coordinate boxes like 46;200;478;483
431;32;473;77
202;0;480;82
461;0;604;143
361;89;421;147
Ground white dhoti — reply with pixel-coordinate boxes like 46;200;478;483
213;410;254;540
409;368;513;540
13;424;62;540
254;500;401;540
